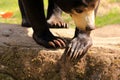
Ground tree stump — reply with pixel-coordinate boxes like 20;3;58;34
0;23;120;80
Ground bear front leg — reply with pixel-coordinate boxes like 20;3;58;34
21;0;66;48
18;0;31;27
47;0;68;28
64;28;92;61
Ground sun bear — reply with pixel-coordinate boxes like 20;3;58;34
19;0;100;60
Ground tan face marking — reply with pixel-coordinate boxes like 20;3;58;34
70;0;98;31
71;9;95;30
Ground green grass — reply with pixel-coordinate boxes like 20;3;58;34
0;0;21;24
109;0;120;2
0;0;120;27
96;9;120;27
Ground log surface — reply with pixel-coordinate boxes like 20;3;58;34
0;23;120;80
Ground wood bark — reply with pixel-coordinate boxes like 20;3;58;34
0;23;120;80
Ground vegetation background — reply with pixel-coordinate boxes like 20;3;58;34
0;0;120;27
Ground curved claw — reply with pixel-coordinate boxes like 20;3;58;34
64;34;92;61
48;41;56;48
33;33;66;49
72;44;84;60
76;40;92;59
47;18;68;28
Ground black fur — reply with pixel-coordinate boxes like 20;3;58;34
19;0;100;60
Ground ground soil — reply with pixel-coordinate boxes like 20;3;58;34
91;24;120;49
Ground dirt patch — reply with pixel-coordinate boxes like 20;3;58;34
91;24;120;49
